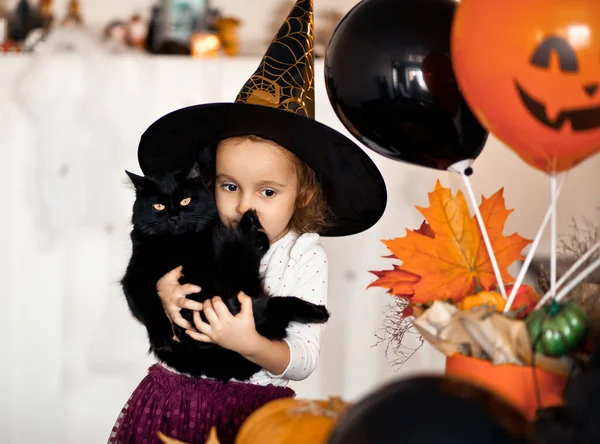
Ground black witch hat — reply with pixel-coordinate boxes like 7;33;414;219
137;0;387;237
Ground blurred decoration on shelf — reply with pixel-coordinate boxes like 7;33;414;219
188;1;219;58
190;29;220;58
61;0;83;27
102;19;128;53
9;0;42;42
0;0;9;47
314;9;342;58
214;16;240;56
125;14;147;49
145;4;161;52
0;40;17;52
31;0;93;53
102;13;150;53
3;0;48;53
0;0;240;57
39;0;53;30
145;0;222;55
0;0;97;54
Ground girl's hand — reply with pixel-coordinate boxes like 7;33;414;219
187;292;260;355
156;265;203;330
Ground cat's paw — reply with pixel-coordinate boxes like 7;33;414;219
309;304;330;323
239;209;261;234
239;210;270;254
272;297;331;324
253;231;270;255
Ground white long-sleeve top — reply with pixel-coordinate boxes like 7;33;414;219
248;230;328;386
159;230;328;387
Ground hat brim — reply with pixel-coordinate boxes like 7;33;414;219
138;103;387;237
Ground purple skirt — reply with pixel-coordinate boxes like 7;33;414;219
108;364;295;444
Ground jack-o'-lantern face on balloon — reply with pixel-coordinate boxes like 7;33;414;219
452;0;600;173
516;36;600;132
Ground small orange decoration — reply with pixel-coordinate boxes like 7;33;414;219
452;0;600;173
235;397;349;444
456;291;506;312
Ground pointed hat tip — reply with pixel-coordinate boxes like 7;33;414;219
235;0;315;119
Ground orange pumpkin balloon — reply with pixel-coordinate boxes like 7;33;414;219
452;0;600;173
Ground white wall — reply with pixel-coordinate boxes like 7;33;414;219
4;0;363;54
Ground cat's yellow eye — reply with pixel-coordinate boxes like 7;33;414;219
153;203;165;211
180;198;191;207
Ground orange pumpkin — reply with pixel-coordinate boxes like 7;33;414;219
456;291;506;312
235;397;349;443
452;0;600;173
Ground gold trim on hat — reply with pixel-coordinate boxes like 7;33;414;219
236;0;315;119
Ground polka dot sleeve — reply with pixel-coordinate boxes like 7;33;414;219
266;242;329;381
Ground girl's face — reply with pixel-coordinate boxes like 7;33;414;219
215;138;298;243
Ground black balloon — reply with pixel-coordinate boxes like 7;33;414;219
325;0;488;171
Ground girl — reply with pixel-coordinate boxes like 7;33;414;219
159;134;331;385
109;1;387;443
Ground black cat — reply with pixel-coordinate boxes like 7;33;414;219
121;162;330;381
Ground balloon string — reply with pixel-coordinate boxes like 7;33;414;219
503;174;566;313
531;332;575;417
536;241;600;309
550;174;558;302
531;334;543;413
530;310;555;414
460;172;507;299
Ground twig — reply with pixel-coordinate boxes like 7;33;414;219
374;297;423;368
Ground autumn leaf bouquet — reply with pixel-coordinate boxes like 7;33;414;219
371;181;534;317
369;181;591;417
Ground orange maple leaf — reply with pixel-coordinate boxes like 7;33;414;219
373;181;530;305
368;265;420;298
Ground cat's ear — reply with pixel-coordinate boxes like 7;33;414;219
187;162;202;180
125;170;147;191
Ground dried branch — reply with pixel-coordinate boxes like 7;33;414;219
373;297;423;368
559;216;600;278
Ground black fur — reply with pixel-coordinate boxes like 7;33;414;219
121;163;330;381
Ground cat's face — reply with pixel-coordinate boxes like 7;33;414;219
126;163;217;235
